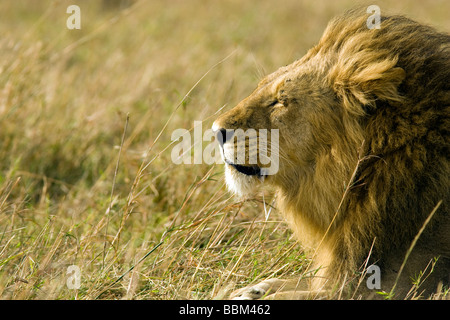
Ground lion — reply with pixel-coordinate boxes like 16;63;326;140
212;8;450;299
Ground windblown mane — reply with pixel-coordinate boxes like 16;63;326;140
279;9;450;285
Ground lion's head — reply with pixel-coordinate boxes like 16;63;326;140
212;10;408;214
213;57;338;197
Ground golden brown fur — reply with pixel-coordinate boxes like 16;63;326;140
213;8;450;299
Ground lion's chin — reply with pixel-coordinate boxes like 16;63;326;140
224;164;262;196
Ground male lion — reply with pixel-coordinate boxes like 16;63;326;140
213;8;450;299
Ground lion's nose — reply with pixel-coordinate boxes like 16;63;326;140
212;123;233;147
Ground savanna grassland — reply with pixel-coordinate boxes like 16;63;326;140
0;0;449;300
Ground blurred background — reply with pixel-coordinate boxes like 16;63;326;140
0;0;448;299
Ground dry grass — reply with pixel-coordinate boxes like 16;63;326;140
0;0;448;300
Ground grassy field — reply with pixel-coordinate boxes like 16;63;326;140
0;0;448;300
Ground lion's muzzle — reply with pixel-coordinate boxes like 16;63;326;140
213;124;262;177
212;122;279;177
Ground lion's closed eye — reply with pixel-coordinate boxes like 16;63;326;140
267;100;279;107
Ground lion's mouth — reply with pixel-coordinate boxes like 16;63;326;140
225;160;262;177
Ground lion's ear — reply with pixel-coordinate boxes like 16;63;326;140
330;53;406;116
